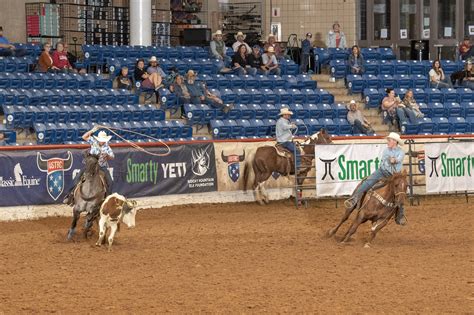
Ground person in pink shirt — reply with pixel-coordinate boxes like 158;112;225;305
51;42;74;72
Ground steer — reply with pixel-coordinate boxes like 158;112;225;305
95;193;138;251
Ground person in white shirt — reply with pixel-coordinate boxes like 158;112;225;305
261;46;281;76
232;31;251;54
429;59;452;88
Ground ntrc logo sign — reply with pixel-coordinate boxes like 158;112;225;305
37;152;73;200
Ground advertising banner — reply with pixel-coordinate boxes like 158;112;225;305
315;143;386;197
424;142;474;193
0;143;217;207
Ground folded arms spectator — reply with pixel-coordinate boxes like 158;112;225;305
0;26;28;57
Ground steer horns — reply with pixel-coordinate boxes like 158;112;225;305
37;151;73;172
221;150;246;163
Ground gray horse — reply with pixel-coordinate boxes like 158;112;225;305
67;153;107;240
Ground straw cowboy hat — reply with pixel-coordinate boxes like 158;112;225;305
186;69;197;77
386;132;403;145
266;46;275;53
94;130;112;143
234;31;246;40
213;30;223;37
279;108;293;116
149;56;158;63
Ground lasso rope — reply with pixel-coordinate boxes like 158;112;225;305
95;124;172;157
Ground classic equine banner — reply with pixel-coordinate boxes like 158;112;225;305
0;143;217;207
315;143;386;197
424;142;474;193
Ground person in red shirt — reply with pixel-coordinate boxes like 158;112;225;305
459;37;473;60
51;42;74;72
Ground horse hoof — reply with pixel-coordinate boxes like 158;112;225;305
364;243;371;248
95;242;101;247
257;200;265;206
263;198;270;204
67;229;75;240
325;230;335;238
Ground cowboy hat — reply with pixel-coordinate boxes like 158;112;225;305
386;132;403;145
94;130;112;143
213;30;223;37
279;108;293;116
234;31;246;40
267;33;276;40
186;69;197;77
149;56;158;63
266;46;275;53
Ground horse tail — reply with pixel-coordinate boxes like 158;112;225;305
243;161;250;192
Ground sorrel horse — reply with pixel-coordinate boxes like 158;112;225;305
327;171;408;247
243;129;332;205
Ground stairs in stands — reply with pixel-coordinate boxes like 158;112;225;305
312;74;389;135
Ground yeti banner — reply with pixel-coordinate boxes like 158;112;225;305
424;142;474;193
0;143;217;207
315;143;386;197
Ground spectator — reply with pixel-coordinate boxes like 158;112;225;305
147;56;166;77
459;37;473;60
300;33;312;74
134;58;163;91
115;66;132;90
347;100;374;135
264;34;283;59
37;43;59;72
232;31;251;54
311;32;326;48
63;43;86;74
202;83;228;111
52;42;75;72
185;70;205;104
170;75;191;118
248;45;266;74
232;44;256;76
381;88;414;133
429;59;452;88
326;22;347;49
262;46;281;76
450;60;474;89
402;89;424;119
348;45;364;74
0;26;28;57
210;30;227;61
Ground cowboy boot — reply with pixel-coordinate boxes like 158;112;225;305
395;206;407;226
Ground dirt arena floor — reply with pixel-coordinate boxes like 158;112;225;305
0;195;472;313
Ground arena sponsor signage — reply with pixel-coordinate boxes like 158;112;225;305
315;144;385;197
424;142;474;193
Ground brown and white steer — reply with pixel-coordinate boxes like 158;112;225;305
95;193;138;250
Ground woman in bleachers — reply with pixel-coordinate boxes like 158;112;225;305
51;42;75;73
264;34;283;59
348;45;364;74
450;61;474;89
231;44;256;76
37;43;59;72
429;59;451;88
170;75;191;118
402;89;424;119
115;66;132;90
381;88;413;133
133;59;163;91
326;22;347;49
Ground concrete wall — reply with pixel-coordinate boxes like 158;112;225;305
0;0;48;43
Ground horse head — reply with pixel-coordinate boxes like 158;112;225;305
391;170;408;206
302;128;333;154
84;153;100;177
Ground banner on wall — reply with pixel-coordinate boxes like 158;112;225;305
0;143;217;207
424;142;474;193
315;143;386;197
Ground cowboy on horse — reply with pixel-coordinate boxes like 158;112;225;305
63;126;115;206
276;107;301;171
344;132;407;225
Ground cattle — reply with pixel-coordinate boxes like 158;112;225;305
95;193;138;251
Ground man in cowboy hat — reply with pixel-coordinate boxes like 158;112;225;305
232;31;251;54
344;132;407;225
262;46;281;75
276;107;301;169
147;56;166;78
264;33;282;59
185;69;205;104
210;30;227;61
63;126;115;205
347;100;374;135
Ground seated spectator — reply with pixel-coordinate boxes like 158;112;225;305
459;37;473;60
210;30;228;61
134;58;163;91
0;26;28;57
264;34;283;59
300;33;312;74
202;83;228;111
37;43;59;72
185;70;206;104
381;88;415;133
326;22;347;49
429;59;452;88
450;61;474;89
232;44;257;76
63;43;86;74
348;45;364;74
115;66;132;90
248;45;266;74
163;66;179;87
402;89;424;119
147;56;166;77
262;46;281;76
52;42;75;72
232;31;251;54
347;100;374;135
170;75;191;118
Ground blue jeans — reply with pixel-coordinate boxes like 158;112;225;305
430;79;452;89
279;141;300;169
300;53;310;73
246;66;257;76
352;119;370;135
352;168;390;201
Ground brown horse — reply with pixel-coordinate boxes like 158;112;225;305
327;171;408;247
243;128;332;205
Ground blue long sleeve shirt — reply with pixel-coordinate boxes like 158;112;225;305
276;117;294;143
301;39;312;55
380;146;405;174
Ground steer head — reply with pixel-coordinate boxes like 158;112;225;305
37;151;73;172
221;150;245;163
121;199;138;228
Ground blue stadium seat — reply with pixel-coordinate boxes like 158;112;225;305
296;74;316;89
441;60;458;77
301;89;320;104
361;48;379;60
425;88;443;103
408;60;426;75
466;117;474;132
347;74;365;94
393;74;413;89
316;89;334;104
456;88;474;102
215;74;230;89
235;88;252;104
282;74;298;89
444;102;463;117
418;117;434;134
261;104;279;119
242;74;258;89
364;88;384;108
314;48;330;71
393;60;410;75
198;74;217;89
363;59;379;75
363;74;381;89
227;74;245;89
428;102;445;117
304;118;324;134
413;88;427;103
262;118;276;136
34;122;56;144
329;60;347;79
274;88;291;104
432;117;450;133
380;74;396;89
411;74;429;89
290;103;309;119
239;104;256;120
319;103;335;118
461;102;474;117
379;60;395;75
332;103;349;118
246;88;265;103
448;117;469;133
378;47;396;60
304;103;323;119
441;88;460;103
289;89;305;103
320;118;338;134
334;118;352;135
255;75;272;89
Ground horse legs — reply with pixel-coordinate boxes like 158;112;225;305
364;210;396;247
107;222;118;251
327;207;354;238
260;183;270;204
67;209;80;240
341;211;368;243
95;216;107;247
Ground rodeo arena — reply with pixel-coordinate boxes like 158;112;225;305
0;0;473;313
